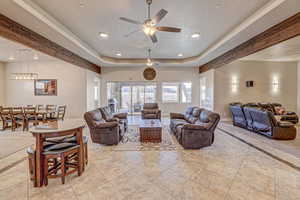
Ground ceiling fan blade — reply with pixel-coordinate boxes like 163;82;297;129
124;29;141;37
149;34;158;43
157;26;181;33
152;9;168;24
119;17;142;25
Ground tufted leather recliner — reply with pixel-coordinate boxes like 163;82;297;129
170;107;220;149
141;103;161;120
247;107;296;140
99;106;128;133
84;109;122;145
229;102;297;140
229;103;247;129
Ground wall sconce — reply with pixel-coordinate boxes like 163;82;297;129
272;76;279;93
231;76;238;93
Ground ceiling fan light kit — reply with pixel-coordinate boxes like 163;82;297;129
120;0;182;43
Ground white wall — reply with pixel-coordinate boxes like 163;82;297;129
100;67;200;115
0;62;5;106
214;60;298;119
4;60;98;118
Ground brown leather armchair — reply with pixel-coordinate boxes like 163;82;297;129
141;103;161;120
84;109;121;145
100;106;128;132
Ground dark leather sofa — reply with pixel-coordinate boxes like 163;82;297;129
229;103;297;140
170;107;220;149
258;103;299;124
141;103;161;120
84;109;124;145
247;107;296;140
228;103;247;129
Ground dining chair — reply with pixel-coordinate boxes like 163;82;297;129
46;105;57;111
35;105;46;122
0;107;13;131
36;105;45;111
48;105;66;121
24;107;38;131
11;107;25;131
46;105;57;119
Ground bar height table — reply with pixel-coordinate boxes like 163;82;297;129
30;119;85;187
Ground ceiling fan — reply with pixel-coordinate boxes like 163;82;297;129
120;0;181;43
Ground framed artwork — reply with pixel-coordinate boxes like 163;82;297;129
34;79;57;96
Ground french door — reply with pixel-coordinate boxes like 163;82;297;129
108;82;156;114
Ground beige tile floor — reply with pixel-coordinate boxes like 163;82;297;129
0;117;300;200
218;122;300;169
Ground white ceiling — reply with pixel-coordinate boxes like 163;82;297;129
241;36;300;62
0;0;299;67
30;0;269;59
0;37;55;63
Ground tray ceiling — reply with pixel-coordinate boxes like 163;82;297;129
0;0;299;67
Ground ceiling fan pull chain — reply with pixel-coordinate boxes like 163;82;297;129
148;3;150;19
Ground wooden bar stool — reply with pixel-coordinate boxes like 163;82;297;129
47;136;88;167
42;143;81;185
62;136;88;167
27;147;36;183
26;142;57;186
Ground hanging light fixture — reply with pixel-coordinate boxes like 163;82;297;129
10;49;38;80
12;73;38;80
146;49;154;67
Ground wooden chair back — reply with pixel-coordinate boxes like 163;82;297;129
24;106;37;116
12;107;23;114
57;105;66;120
11;107;24;123
46;105;57;111
37;105;45;111
0;107;12;120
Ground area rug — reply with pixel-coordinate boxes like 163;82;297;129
90;125;183;151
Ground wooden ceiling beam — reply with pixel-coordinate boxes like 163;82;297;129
199;12;300;73
0;13;101;74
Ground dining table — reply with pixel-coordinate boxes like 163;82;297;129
30;119;86;187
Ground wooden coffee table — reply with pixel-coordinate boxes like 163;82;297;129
139;119;162;143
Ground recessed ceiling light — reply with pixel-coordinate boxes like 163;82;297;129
178;53;183;57
8;56;15;61
116;52;122;57
191;33;201;39
33;54;39;60
99;32;109;38
79;0;85;7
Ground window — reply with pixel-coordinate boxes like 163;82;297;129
181;82;192;103
162;83;180;103
162;82;192;103
94;86;98;101
145;85;157;103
